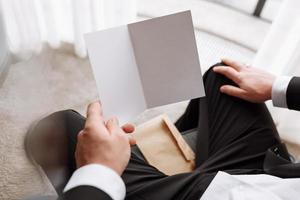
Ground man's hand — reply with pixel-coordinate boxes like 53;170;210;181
213;58;276;103
75;101;136;175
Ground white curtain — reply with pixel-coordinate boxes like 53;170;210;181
0;0;137;58
253;0;300;76
253;0;300;145
0;9;9;74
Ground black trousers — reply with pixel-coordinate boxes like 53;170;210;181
63;64;281;200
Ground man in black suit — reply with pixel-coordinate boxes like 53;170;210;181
26;59;300;200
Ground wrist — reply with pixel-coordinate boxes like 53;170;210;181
267;75;276;101
76;158;124;176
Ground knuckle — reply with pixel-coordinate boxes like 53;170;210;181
84;122;96;132
84;125;92;132
235;77;242;84
107;116;115;124
82;129;95;139
111;116;117;120
111;116;119;124
77;131;84;140
106;118;112;125
236;74;243;83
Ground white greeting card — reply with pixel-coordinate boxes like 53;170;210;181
85;11;205;123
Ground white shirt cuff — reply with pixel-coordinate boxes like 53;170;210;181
272;76;293;108
63;164;125;200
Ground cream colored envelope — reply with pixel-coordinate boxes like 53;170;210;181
133;115;195;175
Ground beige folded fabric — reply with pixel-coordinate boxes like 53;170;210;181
133;115;195;175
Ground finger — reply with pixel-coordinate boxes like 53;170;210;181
127;134;136;146
85;101;106;132
86;101;103;118
221;58;244;71
213;66;241;84
122;123;135;133
220;85;246;99
106;117;120;134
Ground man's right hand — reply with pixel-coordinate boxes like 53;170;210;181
75;101;136;175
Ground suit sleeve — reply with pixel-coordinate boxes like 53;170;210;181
60;186;112;200
286;77;300;111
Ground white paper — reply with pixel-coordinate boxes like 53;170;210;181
85;11;205;124
85;26;147;122
128;11;205;108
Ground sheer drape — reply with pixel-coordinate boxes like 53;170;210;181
0;0;137;58
254;0;300;76
254;0;300;144
0;9;9;74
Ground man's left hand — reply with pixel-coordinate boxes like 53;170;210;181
213;58;276;103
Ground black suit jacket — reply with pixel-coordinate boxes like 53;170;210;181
60;186;112;200
60;77;300;198
286;77;300;111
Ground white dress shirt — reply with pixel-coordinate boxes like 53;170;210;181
271;76;293;108
64;164;125;200
200;171;300;200
64;76;296;200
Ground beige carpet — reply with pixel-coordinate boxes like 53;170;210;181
0;45;188;199
0;45;99;199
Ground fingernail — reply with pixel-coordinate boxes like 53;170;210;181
220;87;224;92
